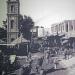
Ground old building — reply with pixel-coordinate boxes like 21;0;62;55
51;20;75;37
31;26;45;38
7;0;20;44
51;20;75;52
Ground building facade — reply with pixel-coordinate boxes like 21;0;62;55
31;26;45;38
51;20;75;38
51;20;75;52
7;0;20;44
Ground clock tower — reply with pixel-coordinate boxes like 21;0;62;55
7;0;20;44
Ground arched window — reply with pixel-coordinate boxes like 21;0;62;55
11;20;14;28
11;5;14;12
11;38;15;42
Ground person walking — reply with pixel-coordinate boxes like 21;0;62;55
53;58;59;70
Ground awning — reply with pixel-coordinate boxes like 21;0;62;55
11;34;30;45
62;40;68;45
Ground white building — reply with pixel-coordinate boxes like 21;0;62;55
31;26;45;38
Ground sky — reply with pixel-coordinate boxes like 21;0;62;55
0;0;75;28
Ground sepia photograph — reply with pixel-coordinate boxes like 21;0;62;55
0;0;75;75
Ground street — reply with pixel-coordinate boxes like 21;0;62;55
29;53;75;75
68;65;75;75
47;68;68;75
2;51;74;75
46;56;75;75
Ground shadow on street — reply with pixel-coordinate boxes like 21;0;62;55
45;68;67;74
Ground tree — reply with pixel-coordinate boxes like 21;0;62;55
19;15;34;40
0;27;7;42
0;20;7;42
3;20;7;30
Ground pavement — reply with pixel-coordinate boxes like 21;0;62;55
30;53;75;75
46;56;75;75
9;53;75;75
31;52;44;60
59;56;75;75
60;56;75;68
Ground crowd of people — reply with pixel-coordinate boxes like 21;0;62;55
0;47;73;75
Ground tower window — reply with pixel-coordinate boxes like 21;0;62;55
11;5;14;13
11;38;15;42
11;20;14;28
